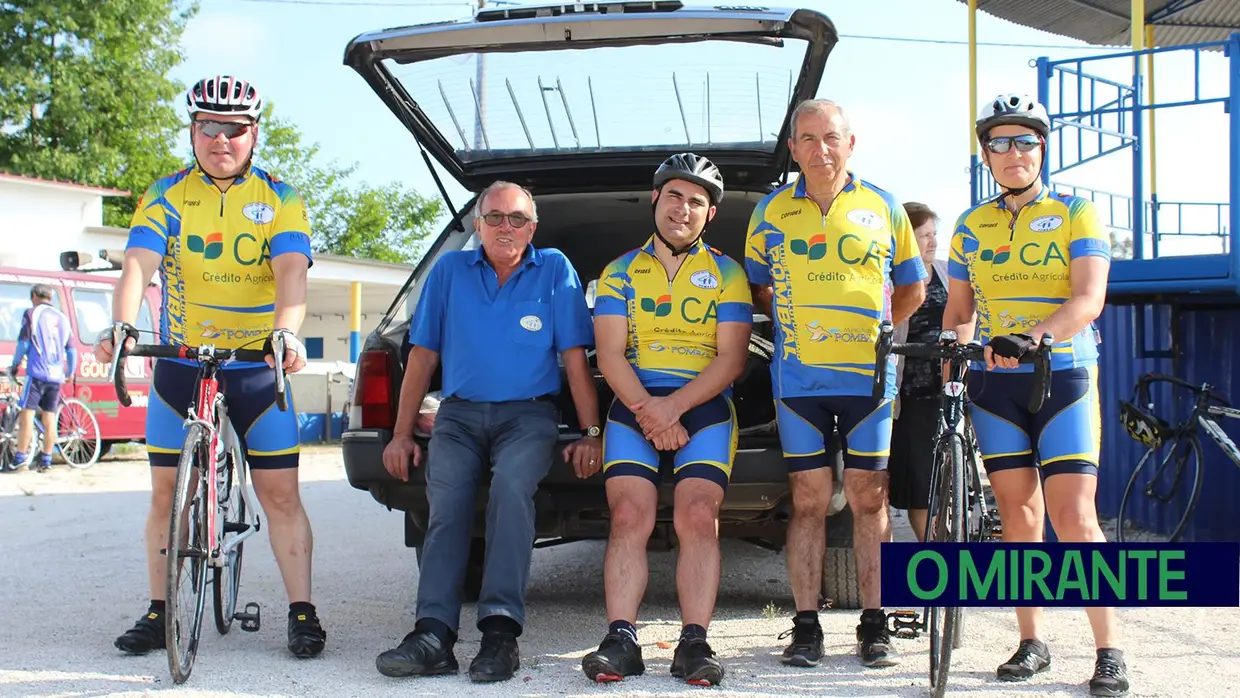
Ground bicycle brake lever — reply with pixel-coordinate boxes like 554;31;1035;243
271;332;288;412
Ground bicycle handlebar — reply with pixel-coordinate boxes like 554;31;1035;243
1137;373;1230;406
872;323;1055;413
107;328;287;412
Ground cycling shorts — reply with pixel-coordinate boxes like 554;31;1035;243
602;386;736;489
20;377;61;413
147;359;300;469
966;366;1100;478
777;395;894;472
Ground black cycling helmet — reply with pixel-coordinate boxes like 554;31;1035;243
653;152;724;206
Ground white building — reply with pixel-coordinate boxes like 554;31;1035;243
0;172;415;441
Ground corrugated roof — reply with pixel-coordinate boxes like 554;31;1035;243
964;0;1240;49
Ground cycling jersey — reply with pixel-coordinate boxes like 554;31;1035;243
744;174;927;398
593;235;752;389
126;164;314;369
949;189;1111;372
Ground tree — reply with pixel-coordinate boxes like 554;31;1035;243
1110;228;1133;260
0;0;197;226
254;108;445;265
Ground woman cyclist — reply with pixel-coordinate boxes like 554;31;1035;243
940;92;1129;697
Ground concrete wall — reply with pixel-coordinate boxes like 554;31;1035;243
0;179;114;271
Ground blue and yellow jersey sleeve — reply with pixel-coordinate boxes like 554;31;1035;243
887;194;928;287
714;251;754;323
127;170;192;257
744;195;778;286
593;252;638;319
948;209;976;283
1066;197;1112;262
261;173;314;264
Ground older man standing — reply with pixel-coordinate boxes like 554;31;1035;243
745;99;927;668
377;181;602;683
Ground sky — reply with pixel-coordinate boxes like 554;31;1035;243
169;0;1234;259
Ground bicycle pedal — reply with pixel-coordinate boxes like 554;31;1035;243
887;610;922;639
235;602;261;632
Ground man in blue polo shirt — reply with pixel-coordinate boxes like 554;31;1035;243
7;284;77;472
377;180;601;684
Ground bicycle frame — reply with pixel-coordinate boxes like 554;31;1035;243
1200;406;1240;467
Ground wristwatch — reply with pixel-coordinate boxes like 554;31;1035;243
582;425;601;438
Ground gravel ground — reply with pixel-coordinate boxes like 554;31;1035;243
1;446;1233;698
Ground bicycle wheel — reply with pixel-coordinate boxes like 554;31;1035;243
213;437;248;635
55;398;101;468
0;402;18;471
166;423;210;684
928;435;965;698
1117;434;1203;543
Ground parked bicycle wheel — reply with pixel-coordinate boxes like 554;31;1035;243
214;435;248;635
166;423;211;684
0;399;19;471
1117;433;1203;543
55;398;101;468
928;434;966;698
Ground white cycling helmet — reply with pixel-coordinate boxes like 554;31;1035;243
975;92;1050;141
186;75;264;121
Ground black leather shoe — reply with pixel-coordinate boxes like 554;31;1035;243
469;632;519;682
376;630;459;677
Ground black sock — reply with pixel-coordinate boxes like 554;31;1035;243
795;610;819;626
415;617;458;645
861;608;886;622
609;620;637;643
680;624;707;642
148;599;166;615
289;601;316;617
478;614;522;638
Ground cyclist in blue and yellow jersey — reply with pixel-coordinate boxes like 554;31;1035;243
941;92;1127;697
93;75;326;660
6;283;77;472
581;153;752;688
746;99;927;669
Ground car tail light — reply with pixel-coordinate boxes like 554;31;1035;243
355;349;396;430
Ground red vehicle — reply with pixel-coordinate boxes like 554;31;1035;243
0;253;162;456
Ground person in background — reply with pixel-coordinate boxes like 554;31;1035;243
7;284;77;472
888;202;950;540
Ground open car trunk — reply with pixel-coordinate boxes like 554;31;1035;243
399;188;781;449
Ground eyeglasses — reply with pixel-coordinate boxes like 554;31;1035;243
985;134;1041;154
194;120;254;140
481;211;533;228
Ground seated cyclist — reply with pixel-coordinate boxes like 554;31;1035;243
94;75;326;660
941;92;1127;697
581;153;752;687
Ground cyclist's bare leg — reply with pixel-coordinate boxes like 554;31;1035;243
602;476;658;624
1043;474;1118;648
786;469;832;612
672;478;724;628
14;408;35;453
250;468;313;603
38;409;56;456
145;466;180;600
844;469;890;610
989;467;1046;640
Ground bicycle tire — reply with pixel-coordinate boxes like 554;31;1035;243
166;423;210;684
1117;433;1203;543
56;398;101;469
213;438;248;635
928;435;965;698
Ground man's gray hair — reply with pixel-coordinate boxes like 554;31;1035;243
789;99;851;139
473;180;538;222
30;284;54;302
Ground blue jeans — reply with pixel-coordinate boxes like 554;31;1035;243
416;398;559;634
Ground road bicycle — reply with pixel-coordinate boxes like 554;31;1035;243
1117;373;1240;543
872;324;1053;698
0;375;102;470
107;325;289;684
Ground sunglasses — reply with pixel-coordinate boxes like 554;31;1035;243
985;134;1041;154
194;120;254;140
481;211;533;228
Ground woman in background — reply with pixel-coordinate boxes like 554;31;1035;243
889;202;949;540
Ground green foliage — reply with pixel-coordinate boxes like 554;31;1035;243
0;0;198;226
255;107;444;265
